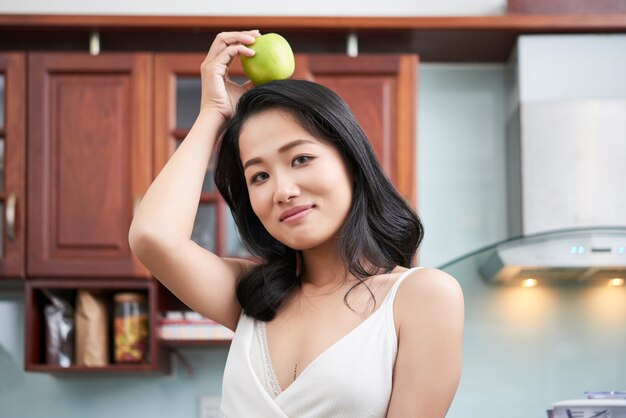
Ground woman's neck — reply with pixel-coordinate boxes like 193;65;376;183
298;242;391;294
299;243;348;292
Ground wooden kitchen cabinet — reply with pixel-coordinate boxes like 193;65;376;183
0;53;27;279
22;53;164;373
27;53;153;278
24;278;169;374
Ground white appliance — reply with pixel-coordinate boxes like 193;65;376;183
549;397;626;418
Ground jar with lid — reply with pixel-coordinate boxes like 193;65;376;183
113;292;149;363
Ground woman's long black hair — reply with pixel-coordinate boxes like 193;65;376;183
214;79;423;322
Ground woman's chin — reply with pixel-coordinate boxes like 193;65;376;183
281;236;337;252
285;241;319;251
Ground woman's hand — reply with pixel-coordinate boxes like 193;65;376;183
199;30;260;122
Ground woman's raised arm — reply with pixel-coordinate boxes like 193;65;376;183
128;31;259;331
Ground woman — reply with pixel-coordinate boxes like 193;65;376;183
129;30;464;417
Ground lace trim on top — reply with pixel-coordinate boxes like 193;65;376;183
256;320;283;397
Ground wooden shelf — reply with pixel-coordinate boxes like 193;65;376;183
1;14;625;62
24;279;170;374
1;14;626;30
26;363;167;374
160;339;232;348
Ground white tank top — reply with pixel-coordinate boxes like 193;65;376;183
221;266;423;418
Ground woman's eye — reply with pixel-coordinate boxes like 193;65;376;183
293;155;313;166
251;172;268;184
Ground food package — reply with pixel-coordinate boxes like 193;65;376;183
75;290;109;366
42;290;75;367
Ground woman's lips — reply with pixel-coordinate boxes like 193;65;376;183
282;208;313;223
280;206;314;223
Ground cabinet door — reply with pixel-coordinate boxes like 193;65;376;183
28;53;152;278
0;53;26;278
154;53;417;262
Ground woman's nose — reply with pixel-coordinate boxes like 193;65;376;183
273;175;300;204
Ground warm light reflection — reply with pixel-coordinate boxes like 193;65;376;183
608;278;624;287
496;286;554;328
522;278;538;288
583;285;626;328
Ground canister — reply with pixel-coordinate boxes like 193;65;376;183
113;292;149;363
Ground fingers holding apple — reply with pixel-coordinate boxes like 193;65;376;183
205;30;260;63
199;30;260;121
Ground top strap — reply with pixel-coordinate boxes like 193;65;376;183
381;266;424;311
383;266;424;336
383;266;424;307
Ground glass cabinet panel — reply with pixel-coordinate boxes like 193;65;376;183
191;204;216;252
230;75;248;85
205;153;216;194
0;138;4;193
226;209;250;258
0;74;4;255
175;139;214;193
175;74;250;258
0;202;3;257
176;77;201;130
176;75;248;130
0;75;4;128
0;75;4;194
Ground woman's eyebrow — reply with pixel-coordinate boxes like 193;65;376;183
243;139;316;170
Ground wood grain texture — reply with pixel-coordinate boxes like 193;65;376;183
0;53;26;278
1;14;626;30
1;14;625;62
27;53;152;278
397;55;418;208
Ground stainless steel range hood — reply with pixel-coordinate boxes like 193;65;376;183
479;34;626;284
480;228;626;285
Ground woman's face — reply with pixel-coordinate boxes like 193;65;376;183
238;109;353;251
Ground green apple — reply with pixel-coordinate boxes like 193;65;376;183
241;33;295;85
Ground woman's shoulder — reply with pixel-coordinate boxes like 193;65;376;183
394;267;464;327
400;266;461;291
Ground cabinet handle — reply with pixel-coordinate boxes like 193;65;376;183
133;194;143;218
6;193;17;242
